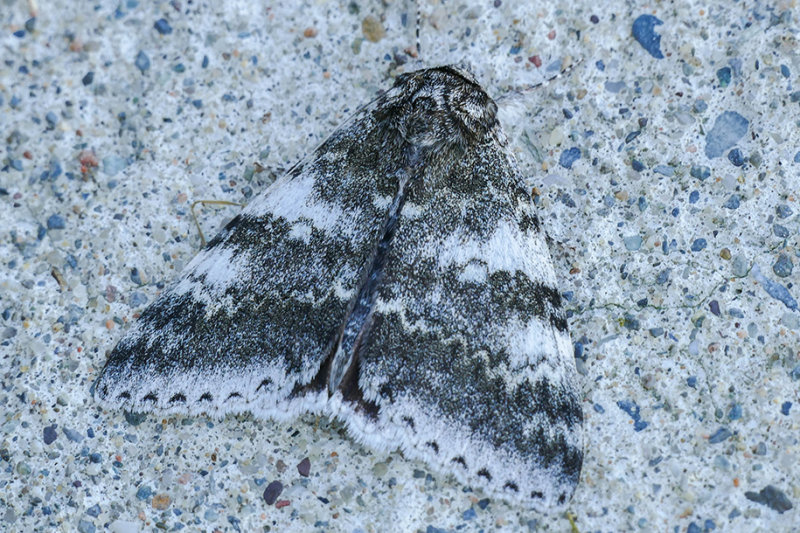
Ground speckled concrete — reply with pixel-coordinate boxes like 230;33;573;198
1;1;798;532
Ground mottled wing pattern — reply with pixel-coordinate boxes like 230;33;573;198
334;67;583;508
94;95;405;418
94;65;583;508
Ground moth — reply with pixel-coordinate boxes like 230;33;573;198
94;64;584;509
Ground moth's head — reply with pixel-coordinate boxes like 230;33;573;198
377;65;501;153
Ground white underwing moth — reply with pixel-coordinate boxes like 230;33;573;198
94;64;583;509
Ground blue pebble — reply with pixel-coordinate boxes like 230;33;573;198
130;268;143;285
477;498;490;510
45;111;59;126
653;164;673;176
192;99;203;108
47;214;66;230
136;485;153;500
593;403;605;414
604;80;626;93
154;18;173;34
755;442;767;455
89;452;102;463
10;159;23;171
773;224;789;238
632;15;665;59
13;29;25;38
202;55;209;68
727;148;744;166
624;235;643;251
781;401;792;415
37;224;47;240
705;111;748;159
82;71;94;85
781;64;790;78
795;152;800;163
705;518;716;531
637;196;648;211
691;238;707;252
671;207;679;217
43;424;58;444
86;504;101;518
693;99;708;113
63;427;84;442
173;63;185;73
752;265;798;310
656;269;670;284
77;519;96;533
716;67;731;87
462;508;477;520
708;427;731;444
10;95;21;108
632;159;645;172
573;341;584;359
709;300;720;316
773;253;793;278
625;130;641;143
690;165;710;181
649;327;664;337
689;190;699;203
135;50;151;73
687;376;697;388
687;523;701;533
617;400;648;431
776;204;793;218
559;147;581;169
723;194;740;209
48;158;62;180
129;291;149;307
595;60;605;71
728;404;742;420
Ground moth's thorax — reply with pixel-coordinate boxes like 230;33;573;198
377;65;502;151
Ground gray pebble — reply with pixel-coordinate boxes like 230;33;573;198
731;255;749;277
773;253;793;277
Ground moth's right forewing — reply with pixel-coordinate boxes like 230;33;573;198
94;94;404;418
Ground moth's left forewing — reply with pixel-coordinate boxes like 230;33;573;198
94;89;410;419
335;68;583;509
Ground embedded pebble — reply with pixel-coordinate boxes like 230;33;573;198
135;51;151;73
708;427;731;444
43;424;58;444
744;485;793;514
559;147;581;169
772;253;793;277
705;111;749;158
47;214;66;230
623;236;642;251
297;457;311;477
632;15;664;59
154;18;172;35
751;264;798;310
263;481;283;505
690;165;710;181
617;400;648;431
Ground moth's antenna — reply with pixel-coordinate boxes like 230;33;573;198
499;58;584;102
415;0;421;57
